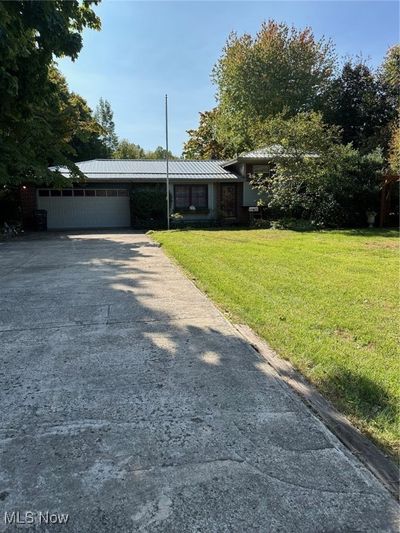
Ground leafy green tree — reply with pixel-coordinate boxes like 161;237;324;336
322;60;396;154
380;45;400;166
113;140;146;159
146;146;177;160
250;112;383;226
211;20;336;153
381;45;400;92
0;0;101;185
69;95;110;162
1;66;104;186
183;108;231;159
388;125;400;174
95;97;118;154
112;141;177;160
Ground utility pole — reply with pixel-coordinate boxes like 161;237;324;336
165;94;170;230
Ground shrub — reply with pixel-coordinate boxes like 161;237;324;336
130;185;168;228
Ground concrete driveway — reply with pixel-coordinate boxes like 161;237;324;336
0;232;397;532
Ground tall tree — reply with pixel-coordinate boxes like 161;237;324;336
380;45;400;93
1;65;105;186
380;45;400;166
322;60;396;154
69;95;110;162
0;0;101;185
183;108;231;160
211;20;336;153
388;125;400;174
95;98;118;154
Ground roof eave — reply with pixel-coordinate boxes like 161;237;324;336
220;158;239;168
55;174;243;182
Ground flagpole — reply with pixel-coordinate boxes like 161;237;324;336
165;94;170;230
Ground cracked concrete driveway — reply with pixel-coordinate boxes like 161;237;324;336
0;231;398;532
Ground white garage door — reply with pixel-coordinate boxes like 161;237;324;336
37;189;131;229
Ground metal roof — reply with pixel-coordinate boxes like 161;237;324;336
51;159;242;181
221;145;289;167
240;145;287;159
241;145;318;159
222;145;318;167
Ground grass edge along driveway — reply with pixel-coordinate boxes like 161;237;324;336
151;228;399;460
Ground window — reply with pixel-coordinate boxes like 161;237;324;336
174;185;208;210
175;185;190;209
252;164;274;179
38;188;129;198
191;186;208;208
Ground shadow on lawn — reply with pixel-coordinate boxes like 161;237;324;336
336;228;399;238
319;367;398;441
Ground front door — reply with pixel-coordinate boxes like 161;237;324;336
220;183;237;218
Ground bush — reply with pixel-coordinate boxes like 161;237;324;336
130;185;167;228
251;218;272;229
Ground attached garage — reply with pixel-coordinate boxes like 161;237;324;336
37;188;130;229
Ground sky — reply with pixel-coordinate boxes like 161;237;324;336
58;1;399;156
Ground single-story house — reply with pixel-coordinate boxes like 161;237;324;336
21;148;278;230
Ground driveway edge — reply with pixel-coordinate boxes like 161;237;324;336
234;323;399;501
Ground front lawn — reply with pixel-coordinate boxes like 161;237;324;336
151;228;399;458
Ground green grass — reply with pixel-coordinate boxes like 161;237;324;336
151;228;399;458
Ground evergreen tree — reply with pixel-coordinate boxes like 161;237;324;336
95;98;118;154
